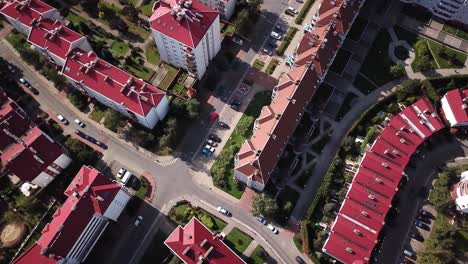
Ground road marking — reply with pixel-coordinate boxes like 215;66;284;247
154;158;179;166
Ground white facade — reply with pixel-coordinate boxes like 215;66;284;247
234;169;265;191
401;0;468;25
197;0;236;19
151;16;221;80
456;171;468;213
32;153;72;187
441;92;468;127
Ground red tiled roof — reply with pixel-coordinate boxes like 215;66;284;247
62;49;165;117
165;217;245;264
150;0;219;48
441;89;468;127
324;98;444;263
0;0;54;27
0;98;31;150
11;244;57;264
28;19;83;59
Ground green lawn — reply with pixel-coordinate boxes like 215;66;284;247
223;24;236;36
146;44;160;65
89;105;106;122
247;245;269;264
253;59;265;71
443;23;468;41
110;40;129;57
168;203;227;233
126;57;155;81
129;0;139;7
210;91;272;199
348;17;367;42
330;48;352;75
6;32;29;51
225;228;253;255
66;11;89;26
134;177;149;200
159;64;179;90
139;0;156;16
353;73;377;95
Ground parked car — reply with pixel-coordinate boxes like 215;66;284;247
134;216;143;227
274;25;285;33
403;249;416;260
419;208;433;218
256;216;267;225
204;145;215;152
19;78;30;87
416;215;431;224
206;139;218;147
74;119;85;127
267;40;278;49
411;232;424;242
117;168;127;179
217;207;232;216
270;31;282;40
218;122;230;129
295;256;306;264
414;220;430;231
285;7;298;16
296;0;304;2
208;134;221;143
57;114;69;125
201;148;213;157
262;48;273;56
267;224;279;234
230;104;240;111
232;37;244;45
95;140;108;149
231;99;241;107
75;130;86;138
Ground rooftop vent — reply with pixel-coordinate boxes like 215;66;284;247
353;229;361;235
375;178;382;184
368;194;375;200
361;210;368;216
345;247;353;253
381;163;388;168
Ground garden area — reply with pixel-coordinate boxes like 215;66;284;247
145;42;160;65
247;245;270;264
158;64;179;91
210;91;272;199
167;202;227;233
252;59;265;71
265;59;279;75
443;23;468;41
225;227;253;255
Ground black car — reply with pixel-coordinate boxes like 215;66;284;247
218;122;230;129
95;141;108;149
209;134;221;143
230;104;240;111
231;99;241;107
419;209;434;219
411;232;424;242
417;215;431;224
295;256;306;264
75;130;86;138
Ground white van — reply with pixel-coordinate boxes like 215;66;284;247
403;250;415;259
121;171;132;185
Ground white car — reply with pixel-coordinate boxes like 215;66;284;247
206;139;218;147
232;37;244;45
134;216;143;227
270;31;282;40
217;206;231;216
57;114;68;125
117;168;126;179
74;119;85;127
286;6;298;15
267;224;279;234
204;145;215;152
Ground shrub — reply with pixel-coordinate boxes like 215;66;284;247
276;27;298;56
295;0;316;25
199;214;215;229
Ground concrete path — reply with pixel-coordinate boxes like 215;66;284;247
243;240;259;257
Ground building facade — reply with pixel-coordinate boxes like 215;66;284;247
400;0;468;25
12;166;131;264
455;171;468;213
150;0;221;80
197;0;236;19
441;88;468;127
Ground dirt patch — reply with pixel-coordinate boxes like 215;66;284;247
0;222;27;248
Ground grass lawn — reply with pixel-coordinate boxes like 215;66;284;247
139;0;156;16
126;57;155;81
134;177;149;200
6;31;29;50
265;58;279;75
129;0;139;7
247;245;269;264
110;40;129;57
146;43;160;65
168;203;227;233
225;228;253;255
330;48;352;75
457;230;468;252
224;24;236;36
443;23;468;41
353;73;377;95
66;11;89;26
210;91;272;199
336;92;359;121
358;29;396;86
159;64;179;90
348;17;367;42
89;105;106;122
253;59;265;71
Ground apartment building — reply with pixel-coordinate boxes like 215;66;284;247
401;0;468;25
441;88;468;127
197;0;236;19
150;0;221;80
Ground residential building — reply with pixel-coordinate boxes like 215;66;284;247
28;19;92;66
400;0;468;25
0;93;71;191
12;165;131;264
62;49;169;129
197;0;236;19
441;88;468;127
234;0;366;191
0;0;63;35
455;171;468;213
165;217;245;264
150;0;221;80
322;98;445;263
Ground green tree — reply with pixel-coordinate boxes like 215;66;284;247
20;49;44;70
252;193;279;219
67;90;88;111
199;215;215;229
234;9;251;35
103;109;124;131
323;203;336;216
396;79;421;102
64;138;99;165
185;98;200;120
390;64;405;78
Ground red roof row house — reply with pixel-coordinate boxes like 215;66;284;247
0;92;71;193
12;165;131;264
322;98;445;263
234;0;367;191
441;88;468;128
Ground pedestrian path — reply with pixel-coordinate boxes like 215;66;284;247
242;240;258;257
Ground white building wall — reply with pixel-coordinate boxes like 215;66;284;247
103;189;132;221
155;95;169;120
234;170;265;191
4;16;32;35
194;0;236;19
70;37;93;54
223;0;236;20
30;44;66;66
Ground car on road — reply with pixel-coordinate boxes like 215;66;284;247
57;115;69;125
134;216;143;227
414;220;430;231
267;223;279;234
75;130;97;144
411;232;424;242
217;206;231;216
270;31;282;40
285;7;298;16
74;119;85;127
232;37;244;45
95;140;108;149
218;122;230;129
117;168;126;179
295;256;306;264
209;134;222;143
201;148;213;157
19;78;30;87
262;48;273;56
206;139;218;147
256;216;267;225
204;145;215;152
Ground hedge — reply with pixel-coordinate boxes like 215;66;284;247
360;126;376;153
265;59;279;75
295;0;316;25
276;27;298;56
